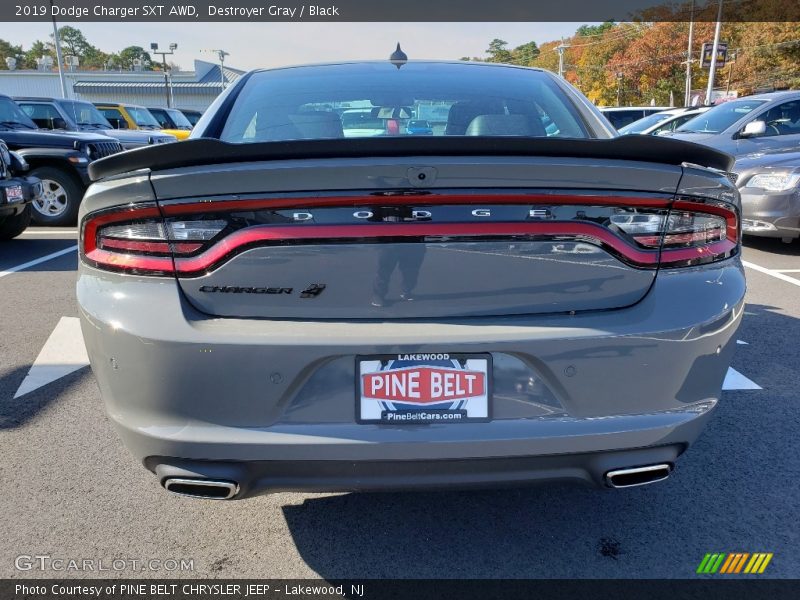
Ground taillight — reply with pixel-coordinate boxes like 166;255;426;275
80;204;227;275
80;194;739;277
611;198;739;268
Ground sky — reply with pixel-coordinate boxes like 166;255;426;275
2;22;590;71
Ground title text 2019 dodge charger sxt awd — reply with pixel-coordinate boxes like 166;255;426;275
79;61;744;499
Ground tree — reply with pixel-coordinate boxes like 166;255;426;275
0;38;23;69
485;39;512;63
112;46;153;70
22;40;53;69
50;26;108;69
511;41;540;66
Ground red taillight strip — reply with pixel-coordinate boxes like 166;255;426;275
85;247;174;272
173;221;659;275
160;193;673;215
100;238;172;253
660;239;737;265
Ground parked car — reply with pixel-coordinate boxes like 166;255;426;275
618;107;712;136
179;108;203;127
95;103;188;140
598;106;672;130
80;61;743;499
146;107;194;140
0;94;122;225
0;140;42;239
340;108;388;137
733;150;800;243
406;119;433;135
667;91;800;156
14;97;176;150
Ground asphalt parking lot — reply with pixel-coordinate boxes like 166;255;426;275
0;229;798;579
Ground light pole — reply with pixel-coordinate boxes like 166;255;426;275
556;42;569;78
151;42;177;107
616;72;624;107
705;0;724;105
203;49;230;89
684;0;695;106
49;0;68;98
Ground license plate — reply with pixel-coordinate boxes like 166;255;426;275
357;353;491;424
4;185;23;203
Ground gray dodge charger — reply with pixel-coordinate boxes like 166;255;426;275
78;61;745;499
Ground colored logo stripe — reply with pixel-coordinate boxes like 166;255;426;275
697;552;773;574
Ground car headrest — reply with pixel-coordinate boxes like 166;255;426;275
464;114;547;137
445;100;505;135
288;111;344;139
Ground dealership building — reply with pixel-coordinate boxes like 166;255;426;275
0;60;243;110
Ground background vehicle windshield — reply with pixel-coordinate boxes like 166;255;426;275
220;63;590;143
126;106;161;128
618;112;673;134
166;108;193;129
60;101;112;128
0;97;37;128
676;99;767;133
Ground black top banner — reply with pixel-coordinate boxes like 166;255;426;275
4;0;800;22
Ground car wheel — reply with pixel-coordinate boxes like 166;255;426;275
0;204;32;240
29;167;82;226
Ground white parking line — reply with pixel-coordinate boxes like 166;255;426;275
0;245;78;279
18;230;77;236
742;260;800;287
774;269;800;273
14;317;89;398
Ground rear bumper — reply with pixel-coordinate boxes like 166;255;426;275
146;444;687;497
78;258;745;492
0;175;40;216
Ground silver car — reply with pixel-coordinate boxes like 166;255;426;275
78;61;745;499
734;150;800;242
668;91;800;156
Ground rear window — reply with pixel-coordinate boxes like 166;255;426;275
219;63;591;143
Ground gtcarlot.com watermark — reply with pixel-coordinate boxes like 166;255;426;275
15;555;194;572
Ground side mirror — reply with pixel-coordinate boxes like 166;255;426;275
108;117;127;129
740;120;766;138
52;117;67;130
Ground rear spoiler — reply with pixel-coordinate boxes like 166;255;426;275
89;135;734;182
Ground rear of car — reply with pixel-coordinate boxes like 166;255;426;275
79;62;744;499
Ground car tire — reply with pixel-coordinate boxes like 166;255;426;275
0;204;32;240
29;166;82;226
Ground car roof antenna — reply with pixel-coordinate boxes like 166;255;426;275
390;43;407;69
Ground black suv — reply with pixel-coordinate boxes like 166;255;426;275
15;97;176;150
0;141;42;240
0;94;122;225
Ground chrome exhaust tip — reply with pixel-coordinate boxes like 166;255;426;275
605;464;672;489
163;477;239;500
